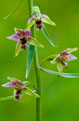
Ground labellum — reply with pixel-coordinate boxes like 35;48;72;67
14;89;22;100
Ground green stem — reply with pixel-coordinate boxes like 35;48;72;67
28;0;41;121
34;47;41;121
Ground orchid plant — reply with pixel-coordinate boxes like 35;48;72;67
0;0;79;121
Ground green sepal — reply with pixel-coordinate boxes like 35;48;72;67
24;87;40;98
41;17;56;26
27;37;44;48
14;42;21;57
26;20;35;30
66;47;78;53
32;6;41;14
7;77;18;81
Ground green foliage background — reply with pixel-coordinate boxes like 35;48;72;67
0;0;79;121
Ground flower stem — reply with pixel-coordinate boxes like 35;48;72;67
28;0;41;121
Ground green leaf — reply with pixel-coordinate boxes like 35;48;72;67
40;67;79;78
26;45;35;78
26;20;35;30
14;42;21;57
0;0;23;23
24;87;40;98
0;96;14;101
39;54;59;66
28;37;44;48
41;17;56;26
41;27;55;47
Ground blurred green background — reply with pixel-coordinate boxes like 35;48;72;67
0;0;79;121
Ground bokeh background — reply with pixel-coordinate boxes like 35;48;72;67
0;0;79;121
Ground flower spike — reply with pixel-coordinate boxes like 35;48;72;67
6;28;44;57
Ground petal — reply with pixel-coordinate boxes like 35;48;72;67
2;82;15;88
41;14;49;19
27;37;44;48
14;41;21;57
14;27;31;37
41;14;56;26
50;57;57;64
25;30;31;38
18;81;25;88
57;63;63;76
28;16;35;24
6;33;20;41
66;54;77;62
26;19;35;30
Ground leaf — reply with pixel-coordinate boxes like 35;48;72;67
26;45;35;78
39;54;59;66
41;27;55;47
26;20;35;30
24;87;40;98
40;67;79;78
0;96;14;101
14;42;21;57
0;0;23;23
41;17;56;26
28;37;44;48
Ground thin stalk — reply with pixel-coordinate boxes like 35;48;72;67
28;0;41;121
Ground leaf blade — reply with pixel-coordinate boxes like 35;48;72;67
0;96;14;101
40;67;79;78
26;45;35;78
41;27;55;47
